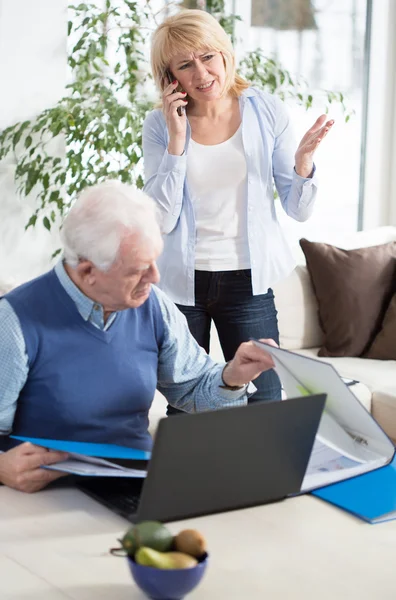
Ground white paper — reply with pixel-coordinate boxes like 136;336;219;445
306;439;360;474
67;452;127;470
44;459;147;478
42;451;147;477
316;411;377;463
302;439;388;491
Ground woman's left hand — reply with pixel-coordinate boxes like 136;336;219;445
294;114;334;178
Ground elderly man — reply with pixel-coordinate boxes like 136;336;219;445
0;181;276;493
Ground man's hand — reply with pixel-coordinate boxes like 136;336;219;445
222;338;277;388
0;442;69;493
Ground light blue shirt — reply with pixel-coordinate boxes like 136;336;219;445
143;87;318;305
0;261;248;435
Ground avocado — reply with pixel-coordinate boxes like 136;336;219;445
121;521;173;556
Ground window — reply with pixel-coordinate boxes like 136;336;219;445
232;0;370;242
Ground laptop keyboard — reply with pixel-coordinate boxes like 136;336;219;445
109;491;141;515
77;477;144;521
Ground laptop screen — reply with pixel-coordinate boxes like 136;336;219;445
136;394;326;522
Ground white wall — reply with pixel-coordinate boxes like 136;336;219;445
386;2;396;227
0;0;67;286
362;0;396;229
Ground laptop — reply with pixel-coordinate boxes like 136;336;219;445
76;394;326;523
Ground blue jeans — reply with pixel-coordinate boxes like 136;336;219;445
167;269;281;415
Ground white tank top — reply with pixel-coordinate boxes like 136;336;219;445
187;125;250;271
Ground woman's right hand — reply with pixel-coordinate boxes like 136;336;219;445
162;80;188;155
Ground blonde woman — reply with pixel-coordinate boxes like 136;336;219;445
143;9;333;413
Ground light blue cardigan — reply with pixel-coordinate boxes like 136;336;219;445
143;87;318;306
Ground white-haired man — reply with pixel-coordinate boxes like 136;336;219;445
0;181;276;493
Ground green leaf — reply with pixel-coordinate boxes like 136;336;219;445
43;173;50;190
52;248;62;259
49;190;60;204
25;215;37;230
12;128;24;148
25;168;40;195
43;217;51;231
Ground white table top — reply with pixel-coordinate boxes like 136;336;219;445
1;484;395;600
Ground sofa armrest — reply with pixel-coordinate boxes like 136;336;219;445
273;265;324;350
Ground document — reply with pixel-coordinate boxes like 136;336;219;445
10;435;150;477
302;438;387;490
44;453;147;478
316;410;375;463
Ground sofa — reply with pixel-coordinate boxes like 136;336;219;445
273;225;396;442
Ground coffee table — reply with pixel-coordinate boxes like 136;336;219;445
0;484;395;599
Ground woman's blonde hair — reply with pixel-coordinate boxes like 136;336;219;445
150;9;249;98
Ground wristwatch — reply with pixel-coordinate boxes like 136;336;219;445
219;363;244;391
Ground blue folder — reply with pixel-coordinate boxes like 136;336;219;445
10;435;151;460
312;454;396;524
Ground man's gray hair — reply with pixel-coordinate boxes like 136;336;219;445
61;180;161;271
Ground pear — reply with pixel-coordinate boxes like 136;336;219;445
174;529;207;558
135;547;198;569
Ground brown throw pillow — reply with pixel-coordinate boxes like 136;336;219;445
365;293;396;359
299;239;396;357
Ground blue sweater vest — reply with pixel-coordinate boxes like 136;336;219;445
4;269;164;451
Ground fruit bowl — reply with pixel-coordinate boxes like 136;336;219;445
127;552;209;600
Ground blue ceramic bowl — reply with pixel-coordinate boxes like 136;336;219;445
127;553;208;600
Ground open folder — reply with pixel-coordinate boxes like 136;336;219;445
10;436;150;477
313;454;396;524
252;341;396;522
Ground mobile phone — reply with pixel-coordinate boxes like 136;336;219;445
165;69;184;117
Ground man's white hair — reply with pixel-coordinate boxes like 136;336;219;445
61;180;161;271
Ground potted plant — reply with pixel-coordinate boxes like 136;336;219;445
0;0;350;247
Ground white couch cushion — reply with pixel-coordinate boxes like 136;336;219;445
273;265;323;350
148;390;167;437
